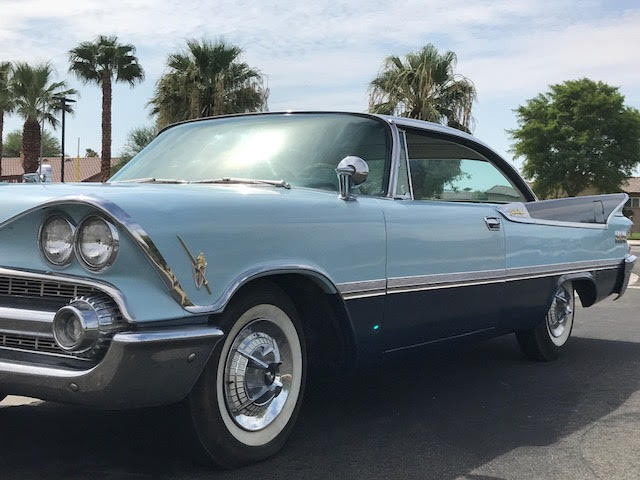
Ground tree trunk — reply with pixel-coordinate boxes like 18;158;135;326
101;72;112;182
22;116;41;174
0;110;4;177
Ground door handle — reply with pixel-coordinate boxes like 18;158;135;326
484;217;501;231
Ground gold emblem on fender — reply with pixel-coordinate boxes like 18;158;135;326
177;235;212;294
508;208;527;217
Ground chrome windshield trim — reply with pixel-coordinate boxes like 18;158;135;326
0;195;193;309
0;266;134;321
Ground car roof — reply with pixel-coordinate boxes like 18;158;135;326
159;111;481;145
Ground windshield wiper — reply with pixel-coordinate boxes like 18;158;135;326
112;177;188;184
189;177;291;189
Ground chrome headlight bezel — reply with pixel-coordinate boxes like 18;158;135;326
38;214;76;267
75;215;120;272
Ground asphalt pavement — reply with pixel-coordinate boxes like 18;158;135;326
2;248;640;480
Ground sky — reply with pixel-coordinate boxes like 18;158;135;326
2;0;640;170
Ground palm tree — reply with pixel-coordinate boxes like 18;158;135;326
0;61;14;176
69;35;144;181
11;62;75;173
149;39;268;128
369;44;476;132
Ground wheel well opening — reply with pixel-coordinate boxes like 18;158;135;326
233;274;355;376
573;279;597;307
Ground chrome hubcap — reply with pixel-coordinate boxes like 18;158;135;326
224;318;293;432
546;284;574;346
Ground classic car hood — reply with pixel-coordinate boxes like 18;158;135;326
0;182;347;313
0;181;331;226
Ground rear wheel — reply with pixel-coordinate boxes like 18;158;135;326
186;284;306;468
516;282;575;361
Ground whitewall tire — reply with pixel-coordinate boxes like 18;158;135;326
186;283;306;468
516;282;575;361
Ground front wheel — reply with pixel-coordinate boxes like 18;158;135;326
186;284;306;468
516;282;575;361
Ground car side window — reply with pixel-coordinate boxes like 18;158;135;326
405;130;526;203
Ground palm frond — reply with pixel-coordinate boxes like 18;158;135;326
368;44;476;131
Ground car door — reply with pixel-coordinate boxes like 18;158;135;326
381;128;527;352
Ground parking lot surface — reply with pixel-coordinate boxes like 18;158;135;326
2;248;640;480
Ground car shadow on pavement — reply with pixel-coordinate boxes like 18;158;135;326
1;334;639;480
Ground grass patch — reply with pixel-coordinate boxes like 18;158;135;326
629;232;640;240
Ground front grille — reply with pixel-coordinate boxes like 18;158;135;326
0;273;110;362
0;332;65;355
0;275;98;303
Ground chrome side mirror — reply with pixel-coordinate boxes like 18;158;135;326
336;156;369;200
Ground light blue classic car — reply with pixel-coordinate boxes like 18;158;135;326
0;112;635;467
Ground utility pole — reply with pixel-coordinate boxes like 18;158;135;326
54;96;76;183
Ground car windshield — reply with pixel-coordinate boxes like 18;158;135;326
110;113;392;196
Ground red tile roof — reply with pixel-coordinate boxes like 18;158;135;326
0;157;121;182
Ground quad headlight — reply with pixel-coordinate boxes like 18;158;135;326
39;214;119;271
75;216;119;271
39;215;75;266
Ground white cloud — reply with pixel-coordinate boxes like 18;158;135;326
459;9;640;98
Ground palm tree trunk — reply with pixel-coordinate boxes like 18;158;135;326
22;116;41;173
101;72;112;182
0;110;4;177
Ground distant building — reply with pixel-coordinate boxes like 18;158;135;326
0;157;121;183
622;177;640;232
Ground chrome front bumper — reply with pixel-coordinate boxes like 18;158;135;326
0;325;223;408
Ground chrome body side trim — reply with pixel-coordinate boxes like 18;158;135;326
0;195;193;308
0;266;134;321
337;258;624;298
338;279;387;300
